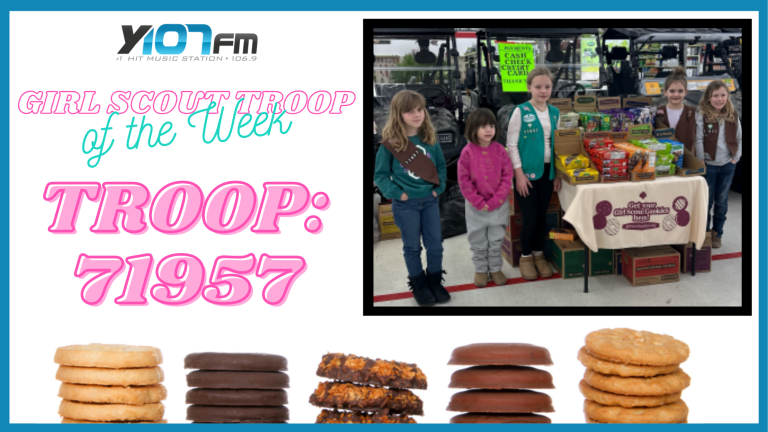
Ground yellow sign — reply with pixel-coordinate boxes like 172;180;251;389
644;81;661;95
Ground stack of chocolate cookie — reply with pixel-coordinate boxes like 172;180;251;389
55;343;166;423
447;343;555;423
579;328;691;424
185;353;289;423
310;353;426;423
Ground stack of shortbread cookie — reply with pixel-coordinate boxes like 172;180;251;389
579;329;690;424
55;344;166;423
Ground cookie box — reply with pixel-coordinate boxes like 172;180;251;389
622;245;680;286
378;204;401;240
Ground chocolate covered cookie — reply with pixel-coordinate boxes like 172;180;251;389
316;353;427;389
447;389;555;413
448;344;553;366
309;381;423;415
187;405;289;423
184;353;287;372
449;366;554;390
450;413;552;424
186;389;287;406
186;371;289;389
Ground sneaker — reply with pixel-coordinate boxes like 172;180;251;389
712;236;722;249
490;271;508;286
474;272;489;288
427;270;451;304
534;255;553;278
520;256;538;281
407;272;437;306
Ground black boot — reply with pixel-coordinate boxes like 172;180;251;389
427;270;451;304
408;272;437;307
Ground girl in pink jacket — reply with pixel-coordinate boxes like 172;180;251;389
458;108;514;288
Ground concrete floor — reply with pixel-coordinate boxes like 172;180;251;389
374;192;743;307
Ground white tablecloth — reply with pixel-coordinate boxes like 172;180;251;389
558;176;708;252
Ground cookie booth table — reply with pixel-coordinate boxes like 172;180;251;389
558;176;709;293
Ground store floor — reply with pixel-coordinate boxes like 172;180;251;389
373;192;743;307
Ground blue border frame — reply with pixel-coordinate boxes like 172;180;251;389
2;2;762;428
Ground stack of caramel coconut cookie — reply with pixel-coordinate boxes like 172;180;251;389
579;328;691;424
310;353;427;424
55;344;166;423
447;343;555;424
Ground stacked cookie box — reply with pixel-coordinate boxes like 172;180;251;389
55;344;166;423
185;353;289;423
579;328;691;424
310;353;426;423
447;343;555;424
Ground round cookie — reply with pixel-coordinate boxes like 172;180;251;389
584;368;690;396
187;405;289;423
585;329;690;366
58;383;167;405
59;400;164;422
61;418;167;424
583;399;689;424
55;344;162;368
450;413;551;424
579;379;681;408
56;366;164;386
449;366;554;389
186;370;288;389
578;347;679;377
185;352;287;371
447;390;554;413
448;343;553;366
186;388;288;406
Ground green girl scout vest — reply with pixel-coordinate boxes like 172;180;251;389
514;101;559;181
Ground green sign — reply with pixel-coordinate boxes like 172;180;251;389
497;42;534;92
581;36;599;80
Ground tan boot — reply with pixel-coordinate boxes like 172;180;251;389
534;255;553;278
474;272;488;287
490;271;508;286
520;256;538;281
712;236;722;248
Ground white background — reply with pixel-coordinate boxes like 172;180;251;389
9;12;758;424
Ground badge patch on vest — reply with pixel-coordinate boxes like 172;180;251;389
522;106;531;111
523;114;535;122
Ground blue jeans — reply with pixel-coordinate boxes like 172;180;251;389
392;194;444;277
704;162;736;238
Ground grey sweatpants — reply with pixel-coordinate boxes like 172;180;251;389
465;200;509;273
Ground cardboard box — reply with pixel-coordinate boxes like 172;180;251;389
623;96;652;108
554;129;599;185
378;204;401;240
573;95;597;112
550;228;578;241
545;210;560;232
550;98;573;113
590;248;614;277
673;232;713;273
614;250;623;275
501;233;513;265
676;146;707;177
507;213;524;240
622;246;681;286
597;96;622;111
653;128;676;141
551;239;586;279
626;124;657;182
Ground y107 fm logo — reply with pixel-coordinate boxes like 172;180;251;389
118;24;257;55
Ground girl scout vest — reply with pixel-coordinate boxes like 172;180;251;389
702;117;739;162
655;105;696;152
515;101;559;181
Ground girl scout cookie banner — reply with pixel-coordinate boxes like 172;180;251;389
558;176;708;252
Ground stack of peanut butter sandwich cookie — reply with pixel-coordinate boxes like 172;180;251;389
310;353;427;423
55;343;166;423
579;328;691;424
